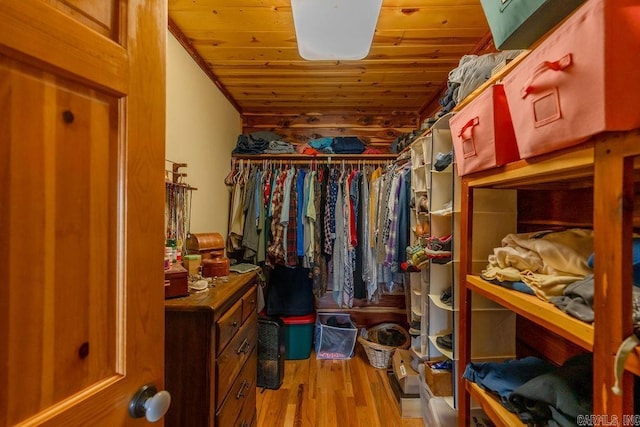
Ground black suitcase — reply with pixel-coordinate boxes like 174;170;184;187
257;316;285;389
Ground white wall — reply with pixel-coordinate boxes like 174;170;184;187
166;32;241;237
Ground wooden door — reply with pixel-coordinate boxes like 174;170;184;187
0;1;166;425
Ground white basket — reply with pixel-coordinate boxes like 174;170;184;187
314;313;357;359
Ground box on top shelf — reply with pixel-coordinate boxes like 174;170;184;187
502;0;640;159
480;0;585;50
449;84;520;176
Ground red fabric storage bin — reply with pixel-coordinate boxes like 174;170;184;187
502;0;640;159
449;84;520;176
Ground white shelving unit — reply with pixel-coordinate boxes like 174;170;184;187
408;131;431;358
425;115;456;373
408;113;518;424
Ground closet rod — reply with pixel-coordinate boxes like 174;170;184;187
234;158;392;166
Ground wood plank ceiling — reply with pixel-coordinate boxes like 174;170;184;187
168;0;495;146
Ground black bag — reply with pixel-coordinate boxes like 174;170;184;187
265;265;314;316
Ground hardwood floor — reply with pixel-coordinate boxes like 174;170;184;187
256;347;424;427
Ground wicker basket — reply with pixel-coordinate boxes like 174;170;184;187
357;323;411;369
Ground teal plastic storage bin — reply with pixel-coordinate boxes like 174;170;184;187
281;313;315;360
480;0;584;50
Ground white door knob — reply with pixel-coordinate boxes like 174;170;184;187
129;384;171;422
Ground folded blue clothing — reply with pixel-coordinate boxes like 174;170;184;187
331;136;365;154
508;353;593;427
317;146;334;154
481;277;536;296
463;357;556;412
232;131;284;154
232;134;269;154
309;137;334;149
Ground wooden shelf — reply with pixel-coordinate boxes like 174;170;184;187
466;275;593;351
465;143;594;189
517;220;593;229
466;381;525;427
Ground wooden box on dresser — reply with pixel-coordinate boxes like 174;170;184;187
165;271;258;427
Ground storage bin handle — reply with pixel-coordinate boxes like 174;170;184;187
499;0;512;13
457;116;479;138
458;117;479;159
521;54;573;99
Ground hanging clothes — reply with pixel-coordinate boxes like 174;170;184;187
226;158;408;308
227;167;246;252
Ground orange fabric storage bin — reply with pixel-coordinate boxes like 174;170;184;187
502;0;640;159
449;84;520;176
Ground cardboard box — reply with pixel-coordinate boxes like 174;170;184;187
423;362;453;397
391;349;420;395
387;371;421;419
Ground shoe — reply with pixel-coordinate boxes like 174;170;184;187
440;286;452;306
412;250;428;267
431;200;453;216
406;244;424;258
417;195;429;213
434;151;453;172
409;320;421;335
436;333;453;350
431;255;452;265
403;263;421;272
427;234;452;252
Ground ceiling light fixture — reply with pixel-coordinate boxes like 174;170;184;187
291;0;383;60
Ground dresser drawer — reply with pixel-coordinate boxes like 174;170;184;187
217;315;257;405
215;346;257;423
217;297;243;354
234;388;256;427
241;287;257;322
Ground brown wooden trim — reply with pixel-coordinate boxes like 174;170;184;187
471;31;497;56
242;113;418;129
457;177;473;427
168;17;242;113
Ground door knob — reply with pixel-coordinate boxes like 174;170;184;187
129;384;171;422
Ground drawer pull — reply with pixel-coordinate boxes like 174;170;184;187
232;320;238;327
236;379;249;399
236;338;249;354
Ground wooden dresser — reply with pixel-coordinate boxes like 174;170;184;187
165;272;258;427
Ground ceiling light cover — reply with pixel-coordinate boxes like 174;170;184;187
291;0;383;60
